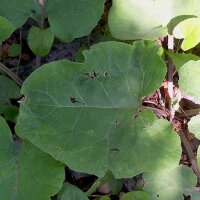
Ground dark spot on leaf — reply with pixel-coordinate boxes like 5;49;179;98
109;148;120;152
56;147;60;150
115;120;119;124
82;102;86;105
70;96;78;103
104;71;110;77
134;114;139;119
31;9;36;13
157;194;159;197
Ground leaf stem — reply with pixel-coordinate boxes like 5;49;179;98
167;34;175;122
0;62;23;86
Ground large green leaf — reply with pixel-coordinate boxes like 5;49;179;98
143;165;197;200
0;16;15;43
45;0;106;42
108;0;200;40
16;41;181;178
28;26;54;56
0;116;64;200
173;18;200;51
57;183;88;200
179;60;200;104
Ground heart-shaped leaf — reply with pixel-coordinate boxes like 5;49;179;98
143;165;197;200
108;0;200;40
0;116;65;200
188;114;200;140
173;17;200;50
16;41;181;178
28;26;54;56
179;60;200;104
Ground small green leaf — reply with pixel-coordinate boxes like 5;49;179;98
8;44;21;57
143;165;197;200
16;41;181;178
122;191;150;200
0;116;65;200
165;50;199;71
0;16;15;43
28;26;54;56
173;18;200;51
57;183;88;200
179;60;200;103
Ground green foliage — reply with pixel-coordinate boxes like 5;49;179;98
179;60;200;103
0;75;21;122
108;0;200;40
173;17;200;50
143;165;197;200
57;183;89;200
0;116;65;200
0;16;15;43
28;26;54;56
165;50;199;71
121;191;150;200
8;44;22;57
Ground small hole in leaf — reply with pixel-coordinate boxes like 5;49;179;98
31;9;36;13
104;71;110;77
115;120;119;124
70;96;78;103
109;148;120;152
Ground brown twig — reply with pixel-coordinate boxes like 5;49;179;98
178;130;200;184
0;62;23;86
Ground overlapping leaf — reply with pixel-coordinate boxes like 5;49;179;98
122;191;150;200
16;41;181;178
143;165;197;200
188;114;200;140
108;0;200;40
179;60;200;104
0;116;64;200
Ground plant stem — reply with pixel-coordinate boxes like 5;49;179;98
0;62;23;86
178;130;200;184
167;34;174;122
35;0;46;68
